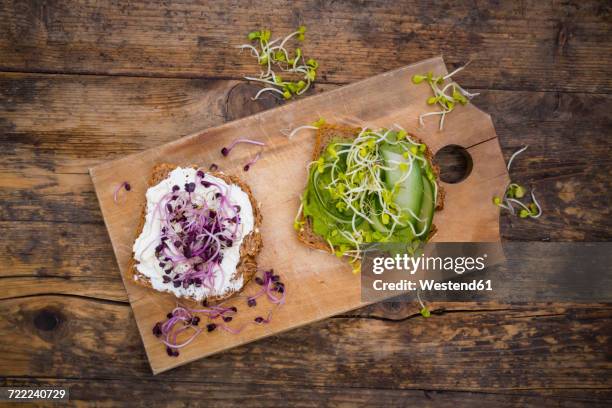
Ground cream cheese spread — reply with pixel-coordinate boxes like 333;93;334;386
132;167;254;301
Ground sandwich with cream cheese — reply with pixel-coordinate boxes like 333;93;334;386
129;163;262;303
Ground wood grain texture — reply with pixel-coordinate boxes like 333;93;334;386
1;70;609;398
89;57;510;373
1;73;609;239
0;0;611;93
1;0;611;403
2;378;611;408
1;296;610;392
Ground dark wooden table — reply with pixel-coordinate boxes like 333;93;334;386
1;1;611;406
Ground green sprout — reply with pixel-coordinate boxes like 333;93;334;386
296;25;306;41
350;259;361;274
515;186;526;198
492;146;543;219
417;289;430;317
238;26;319;101
411;62;479;130
312;117;326;127
281;117;326;139
294;123;439;263
412;74;426;84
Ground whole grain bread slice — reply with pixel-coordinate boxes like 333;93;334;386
128;163;263;304
296;124;444;252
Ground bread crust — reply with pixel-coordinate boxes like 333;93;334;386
296;124;444;252
128;163;263;304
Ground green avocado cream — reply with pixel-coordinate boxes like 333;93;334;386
296;127;438;260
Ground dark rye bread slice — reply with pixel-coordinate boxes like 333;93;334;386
296;124;444;253
128;163;263;304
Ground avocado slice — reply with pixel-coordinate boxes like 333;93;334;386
416;175;435;237
380;147;424;222
310;169;353;223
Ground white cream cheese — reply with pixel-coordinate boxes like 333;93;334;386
132;167;254;301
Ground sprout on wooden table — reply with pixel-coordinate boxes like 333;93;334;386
493;146;543;219
239;26;319;101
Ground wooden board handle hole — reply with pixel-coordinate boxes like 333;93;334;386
434;145;473;184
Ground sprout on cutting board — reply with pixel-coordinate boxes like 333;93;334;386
220;138;266;171
221;138;266;156
154;270;286;357
113;181;131;204
283;117;326;139
412;62;479;131
243;152;262;172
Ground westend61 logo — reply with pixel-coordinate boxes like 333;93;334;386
362;242;612;303
360;242;505;301
372;253;488;275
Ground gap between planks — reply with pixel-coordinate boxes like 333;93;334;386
2;69;612;96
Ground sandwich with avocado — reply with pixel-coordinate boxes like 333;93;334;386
295;124;443;268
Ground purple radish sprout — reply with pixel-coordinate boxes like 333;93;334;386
243;152;262;172
221;139;265;156
113;181;131;203
153;270;286;356
149;170;243;297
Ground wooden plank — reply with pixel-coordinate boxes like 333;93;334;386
0;221;127;302
0;221;113;277
89;57;511;373
0;73;609;292
0;70;609;390
0;73;329;171
0;295;610;391
0;1;609;401
0;73;260;164
0;1;611;92
1;73;609;239
2;219;608;303
0;275;125;302
2;378;611;407
0;72;609;304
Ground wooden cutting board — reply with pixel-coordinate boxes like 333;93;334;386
90;56;509;374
